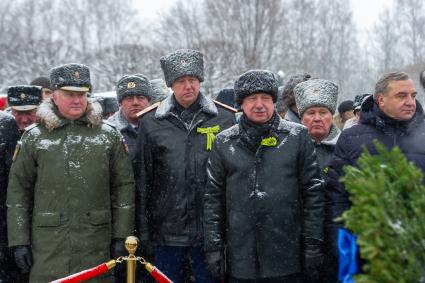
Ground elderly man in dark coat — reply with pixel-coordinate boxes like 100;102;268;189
203;70;325;283
294;79;340;282
326;72;425;280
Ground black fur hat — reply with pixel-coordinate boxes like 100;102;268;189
234;70;279;106
7;85;42;111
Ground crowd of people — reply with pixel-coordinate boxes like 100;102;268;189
1;48;425;283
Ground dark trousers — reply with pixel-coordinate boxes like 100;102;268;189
154;245;218;283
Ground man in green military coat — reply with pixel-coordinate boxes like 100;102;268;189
7;63;135;282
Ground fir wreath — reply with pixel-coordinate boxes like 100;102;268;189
340;142;425;283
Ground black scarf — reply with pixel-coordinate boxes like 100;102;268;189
239;111;280;152
172;94;201;125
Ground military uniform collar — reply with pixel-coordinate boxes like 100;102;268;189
36;98;103;132
155;92;218;119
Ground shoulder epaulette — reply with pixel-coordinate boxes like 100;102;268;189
213;100;237;113
136;102;161;118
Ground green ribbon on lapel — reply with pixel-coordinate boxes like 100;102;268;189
261;136;278;147
197;125;221;151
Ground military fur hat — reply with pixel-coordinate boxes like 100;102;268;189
234;69;279;106
338;100;354;116
150;79;170;103
294;79;338;116
160;49;204;87
116;74;153;102
7;85;42;111
50;63;91;92
30;76;51;89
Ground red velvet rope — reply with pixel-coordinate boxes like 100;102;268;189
50;262;110;283
148;266;173;283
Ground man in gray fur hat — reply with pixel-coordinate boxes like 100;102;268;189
7;63;135;282
294;79;341;171
203;69;324;283
135;49;236;283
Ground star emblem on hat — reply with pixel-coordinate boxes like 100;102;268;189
20;93;27;99
181;60;188;66
74;71;80;78
127;82;136;89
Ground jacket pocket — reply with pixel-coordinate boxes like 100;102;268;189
33;212;61;227
89;210;111;225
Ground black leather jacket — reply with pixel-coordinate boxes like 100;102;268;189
135;94;235;246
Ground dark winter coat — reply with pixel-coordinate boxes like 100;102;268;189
108;109;138;162
7;99;135;282
0;112;19;249
314;124;340;172
203;114;324;279
135;93;236;247
325;95;425;258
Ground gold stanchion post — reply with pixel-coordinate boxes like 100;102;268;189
125;236;138;283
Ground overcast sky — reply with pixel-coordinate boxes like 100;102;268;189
136;0;394;31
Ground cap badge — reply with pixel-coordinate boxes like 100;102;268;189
127;82;136;89
181;60;188;66
74;71;80;78
20;93;27;99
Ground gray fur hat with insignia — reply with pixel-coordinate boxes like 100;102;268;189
234;69;279;106
150;79;170;103
160;49;204;87
7;85;42;111
50;63;91;92
116;74;153;102
294;79;338;116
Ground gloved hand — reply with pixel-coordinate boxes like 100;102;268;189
111;239;127;282
303;238;324;283
13;245;33;273
205;251;224;279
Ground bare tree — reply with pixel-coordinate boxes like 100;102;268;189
395;0;425;64
371;8;404;73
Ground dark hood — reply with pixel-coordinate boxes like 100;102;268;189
359;95;424;135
